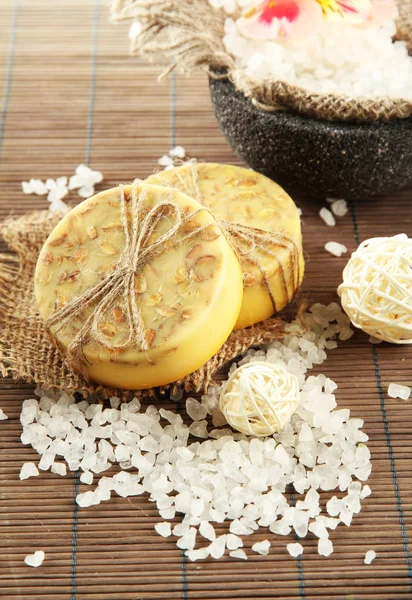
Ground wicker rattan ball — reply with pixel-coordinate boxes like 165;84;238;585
338;234;412;344
219;361;300;437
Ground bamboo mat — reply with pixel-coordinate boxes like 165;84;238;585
1;1;412;598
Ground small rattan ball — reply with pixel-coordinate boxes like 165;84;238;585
219;361;300;437
338;234;412;344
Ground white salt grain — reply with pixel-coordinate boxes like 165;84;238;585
69;164;103;198
318;538;334;557
0;408;8;420
155;522;172;537
186;398;208;421
325;242;348;257
364;550;376;564
226;533;243;550
287;543;304;557
388;383;411;400
80;471;93;485
169;146;186;159
230;549;248;560
19;462;39;480
360;485;372;500
186;548;210;561
199;520;216;542
51;463;67;476
331;200;348;217
24;550;45;567
252;540;270;555
158;155;173;167
208;535;227;559
319;208;336;227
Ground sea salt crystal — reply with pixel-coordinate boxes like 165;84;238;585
69;164;103;198
287;543;304;557
208;535;227;559
177;527;197;551
189;420;209;438
80;471;93;485
226;533;243;550
320;208;336;227
388;383;411;400
24;550;45;567
326;496;345;517
169;146;186;159
318;538;334;557
186;398;208;421
19;462;39;480
331;200;348;217
229;519;253;536
360;485;372;499
325;242;348;257
22;179;48;195
186;548;210;561
51;462;67;476
230;549;247;560
158;155;173;167
0;408;8;420
199;520;216;541
252;540;270;555
76;491;100;508
364;550;376;564
155;522;172;537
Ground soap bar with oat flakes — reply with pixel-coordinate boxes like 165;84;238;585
146;163;304;329
34;183;243;390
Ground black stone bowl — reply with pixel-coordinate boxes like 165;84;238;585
209;76;412;198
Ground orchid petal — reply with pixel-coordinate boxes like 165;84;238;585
369;0;398;23
317;0;372;24
237;0;323;42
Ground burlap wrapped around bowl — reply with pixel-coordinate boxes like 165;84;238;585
112;0;412;122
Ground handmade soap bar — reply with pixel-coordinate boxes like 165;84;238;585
34;183;243;390
146;163;304;329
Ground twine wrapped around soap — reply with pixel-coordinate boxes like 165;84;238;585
111;0;412;123
147;160;301;312
45;184;212;373
0;206;303;399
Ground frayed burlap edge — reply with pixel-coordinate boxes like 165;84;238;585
111;0;412;123
0;209;290;400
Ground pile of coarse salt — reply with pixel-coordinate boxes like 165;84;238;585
22;164;103;214
220;6;412;100
19;303;373;562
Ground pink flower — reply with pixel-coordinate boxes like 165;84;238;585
369;0;398;23
237;0;323;42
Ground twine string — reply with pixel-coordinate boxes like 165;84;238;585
171;160;300;312
45;184;212;370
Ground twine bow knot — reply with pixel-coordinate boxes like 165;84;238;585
45;184;211;370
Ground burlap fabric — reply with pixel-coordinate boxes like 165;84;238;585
111;0;412;123
0;210;287;399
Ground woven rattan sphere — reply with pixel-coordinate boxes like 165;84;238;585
219;362;300;437
338;234;412;344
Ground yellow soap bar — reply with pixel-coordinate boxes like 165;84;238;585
34;183;243;390
146;163;304;329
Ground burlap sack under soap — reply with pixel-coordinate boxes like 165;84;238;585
0;210;285;399
112;0;412;122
